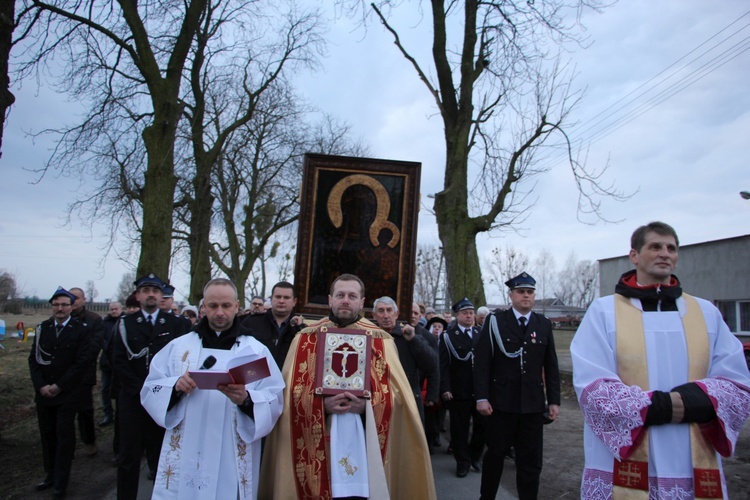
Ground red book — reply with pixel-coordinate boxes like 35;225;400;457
189;354;271;390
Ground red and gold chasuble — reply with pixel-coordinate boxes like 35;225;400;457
289;322;393;499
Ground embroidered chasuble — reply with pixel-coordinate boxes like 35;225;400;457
259;317;437;500
571;293;750;500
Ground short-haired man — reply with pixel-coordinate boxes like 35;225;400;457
112;274;190;500
242;281;305;368
29;287;93;497
142;278;284;499
260;274;436;499
440;298;486;477
571;222;750;498
373;297;439;422
248;295;265;315
69;286;105;458
99;301;123;427
474;273;560;499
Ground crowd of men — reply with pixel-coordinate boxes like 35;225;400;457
27;221;750;499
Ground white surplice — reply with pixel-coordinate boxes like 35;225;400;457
141;333;284;500
571;294;750;499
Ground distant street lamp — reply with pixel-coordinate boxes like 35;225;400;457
741;191;750;200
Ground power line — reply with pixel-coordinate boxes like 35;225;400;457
534;9;750;170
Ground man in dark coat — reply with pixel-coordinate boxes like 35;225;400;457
373;296;439;422
69;286;105;457
29;287;93;498
439;297;485;478
241;281;305;369
112;274;189;500
474;272;561;500
98;301;122;427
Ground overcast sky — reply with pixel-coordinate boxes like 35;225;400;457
1;0;749;304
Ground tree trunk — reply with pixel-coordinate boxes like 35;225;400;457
0;0;16;158
137;110;180;280
187;168;214;304
434;142;486;306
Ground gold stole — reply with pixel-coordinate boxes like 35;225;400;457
613;293;722;499
289;323;393;499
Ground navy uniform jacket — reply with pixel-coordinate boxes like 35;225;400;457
241;310;304;369
439;323;480;400
473;308;560;414
112;310;188;397
29;317;92;406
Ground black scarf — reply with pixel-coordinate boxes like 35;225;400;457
614;270;682;312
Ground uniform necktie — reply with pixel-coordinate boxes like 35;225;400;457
519;316;527;333
147;314;153;325
56;323;64;337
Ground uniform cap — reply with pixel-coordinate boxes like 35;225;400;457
505;272;536;290
161;285;175;298
49;286;76;304
133;273;166;290
452;297;475;313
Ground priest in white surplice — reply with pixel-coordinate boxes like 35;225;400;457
141;278;284;500
572;222;750;499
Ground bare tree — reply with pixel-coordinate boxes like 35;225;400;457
16;0;213;279
555;252;579;306
554;253;598;308
0;270;18;300
170;1;325;303
208;106;367;307
413;244;445;307
535;249;557;307
343;0;624;304
572;259;598;308
116;271;136;302
485;245;530;296
84;280;98;303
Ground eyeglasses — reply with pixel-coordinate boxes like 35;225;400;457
51;303;73;308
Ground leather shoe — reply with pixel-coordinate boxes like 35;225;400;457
85;443;98;457
35;477;53;491
53;489;66;498
98;416;112;427
471;461;482;472
456;466;469;478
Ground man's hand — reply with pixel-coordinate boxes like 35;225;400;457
442;391;453;402
290;315;305;327
477;400;493;416
324;392;366;414
547;404;560;421
175;372;197;395
40;384;61;398
401;323;416;341
218;383;249;405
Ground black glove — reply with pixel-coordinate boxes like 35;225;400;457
672;382;716;424
644;390;673;427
